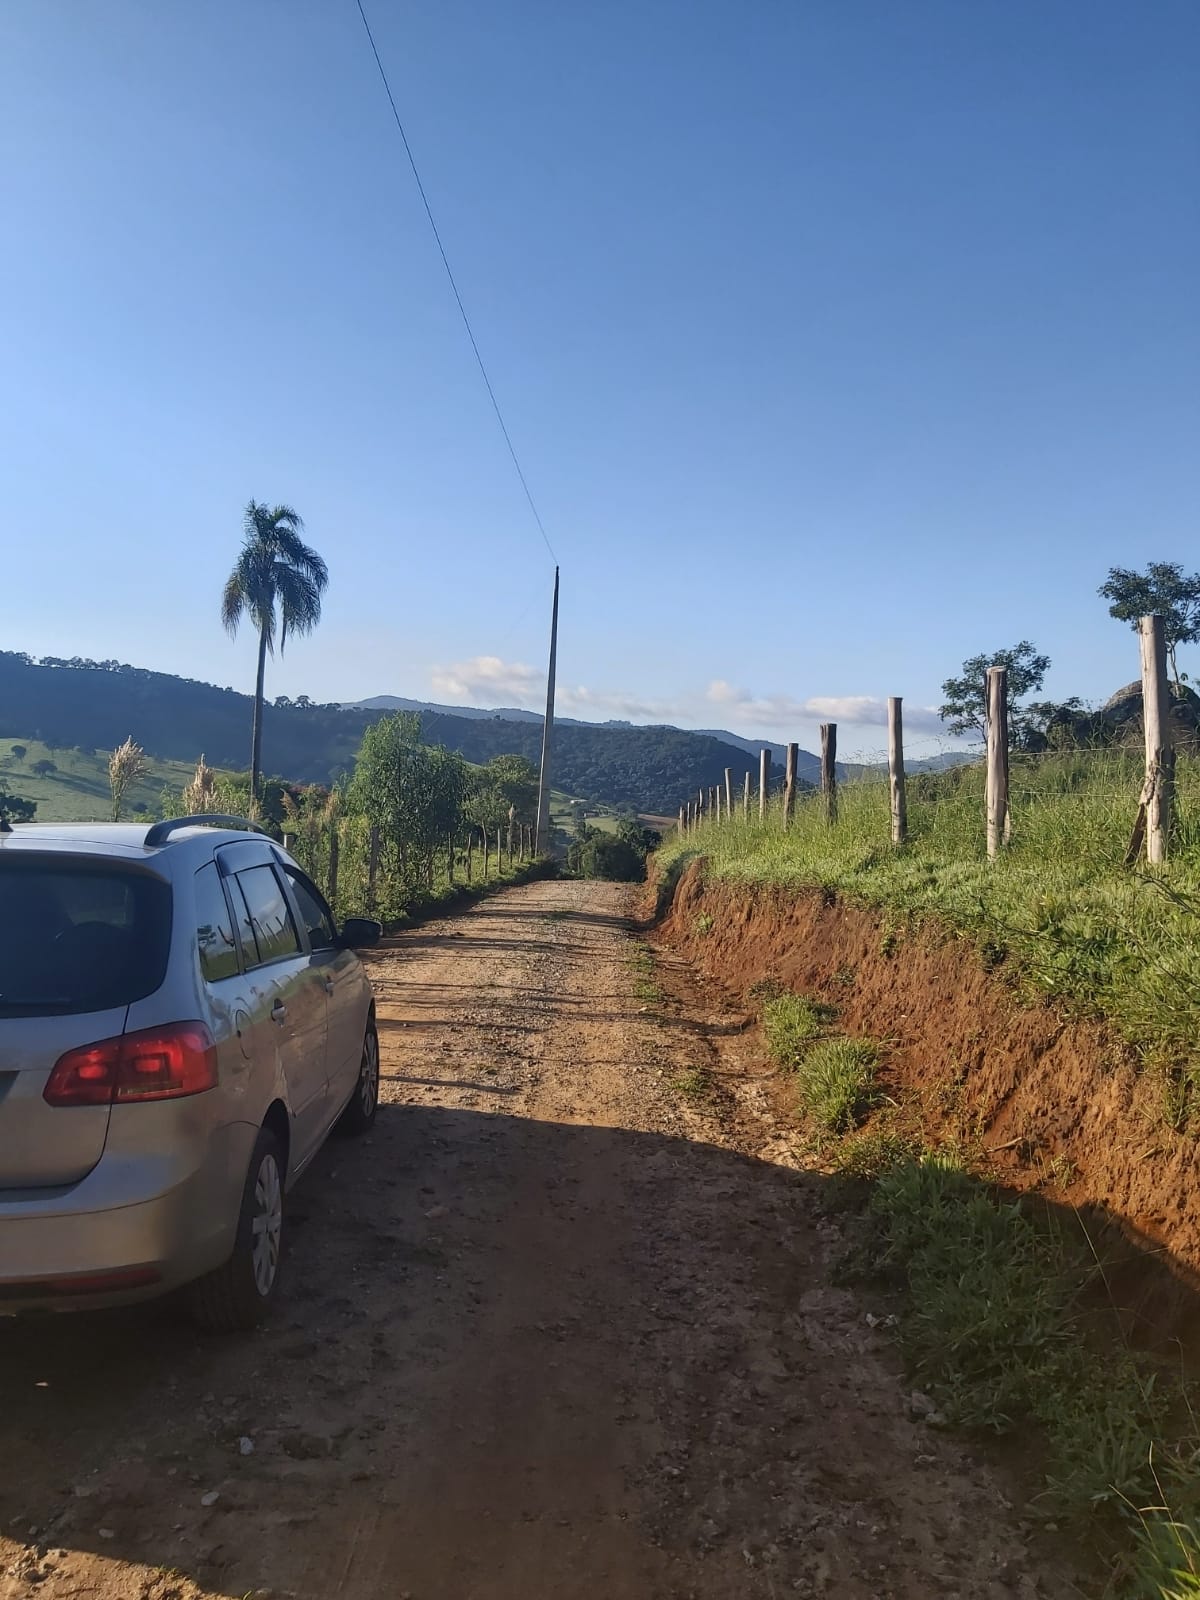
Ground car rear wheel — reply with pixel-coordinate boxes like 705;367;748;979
337;1022;379;1135
187;1128;284;1332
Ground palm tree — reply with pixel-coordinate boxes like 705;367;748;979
221;502;329;806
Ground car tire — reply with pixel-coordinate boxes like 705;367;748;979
337;1022;380;1136
187;1127;285;1333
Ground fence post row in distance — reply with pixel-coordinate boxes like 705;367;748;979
820;724;838;825
887;698;907;845
724;767;733;818
985;665;1010;859
759;748;769;821
743;768;751;820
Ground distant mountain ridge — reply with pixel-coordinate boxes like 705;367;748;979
0;652;795;816
345;697;821;781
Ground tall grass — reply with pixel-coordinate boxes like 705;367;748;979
658;752;1200;1093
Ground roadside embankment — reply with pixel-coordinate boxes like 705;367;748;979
647;854;1200;1347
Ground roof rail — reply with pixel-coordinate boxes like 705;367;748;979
144;814;270;847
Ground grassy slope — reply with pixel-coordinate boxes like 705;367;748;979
657;751;1200;1092
2;740;598;834
0;740;213;822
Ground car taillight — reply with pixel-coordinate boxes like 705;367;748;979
44;1022;218;1107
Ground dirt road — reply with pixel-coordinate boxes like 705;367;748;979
1;880;1066;1600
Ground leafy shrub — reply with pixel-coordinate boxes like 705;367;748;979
570;833;644;881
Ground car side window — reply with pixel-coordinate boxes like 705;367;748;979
284;869;337;951
194;863;239;982
232;865;301;967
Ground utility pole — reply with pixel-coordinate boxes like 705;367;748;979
534;565;560;855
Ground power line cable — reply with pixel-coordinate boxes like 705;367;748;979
353;0;558;564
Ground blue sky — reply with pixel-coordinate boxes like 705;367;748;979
1;1;1196;757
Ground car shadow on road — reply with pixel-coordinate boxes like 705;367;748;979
0;1102;1192;1600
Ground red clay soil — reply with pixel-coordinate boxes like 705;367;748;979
649;859;1200;1351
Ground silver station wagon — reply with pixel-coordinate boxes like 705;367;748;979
0;814;381;1330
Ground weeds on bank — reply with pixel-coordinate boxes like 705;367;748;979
762;993;831;1063
796;1039;879;1132
852;1143;1200;1596
761;992;876;1132
628;941;663;1005
669;1065;712;1100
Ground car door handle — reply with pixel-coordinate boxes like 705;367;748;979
271;1001;287;1024
323;978;335;996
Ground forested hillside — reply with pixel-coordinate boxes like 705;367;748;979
0;652;783;815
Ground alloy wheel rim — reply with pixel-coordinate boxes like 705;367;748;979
250;1153;282;1297
361;1032;379;1116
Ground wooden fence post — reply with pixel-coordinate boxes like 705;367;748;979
759;748;769;821
697;788;705;826
327;822;340;910
282;832;295;852
783;744;797;827
1126;614;1176;865
887;697;907;845
715;785;722;824
820;723;838;825
466;829;474;882
743;768;751;820
724;767;733;817
985;665;1010;858
483;826;491;878
367;825;381;903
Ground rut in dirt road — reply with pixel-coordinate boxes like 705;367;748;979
1;879;1072;1600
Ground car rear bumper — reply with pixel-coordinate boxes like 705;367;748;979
0;1122;258;1313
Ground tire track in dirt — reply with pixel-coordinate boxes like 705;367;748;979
1;880;1074;1600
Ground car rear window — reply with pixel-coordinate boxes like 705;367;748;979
0;858;172;1016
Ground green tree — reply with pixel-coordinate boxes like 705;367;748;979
939;641;1050;746
483;754;539;820
221;502;329;806
9;745;26;763
1098;562;1200;688
568;829;644;881
0;779;36;827
347;713;467;891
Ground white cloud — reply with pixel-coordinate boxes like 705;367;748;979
703;682;944;735
558;684;677;721
429;655;542;705
426;659;946;739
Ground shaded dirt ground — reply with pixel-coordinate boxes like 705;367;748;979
1;880;1076;1600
